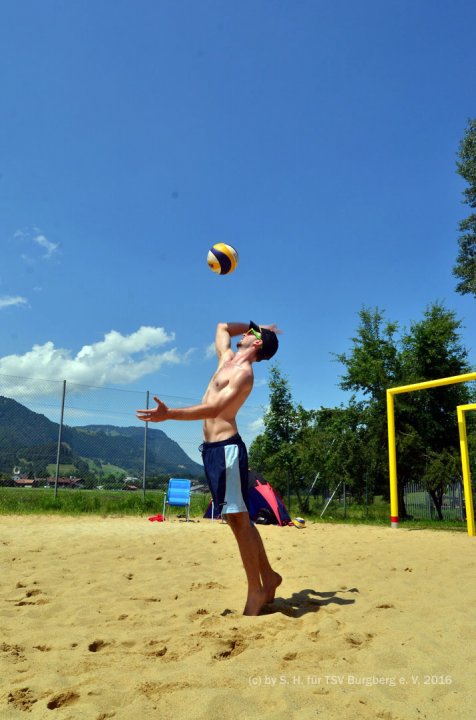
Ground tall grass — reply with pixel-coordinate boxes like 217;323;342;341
0;487;210;516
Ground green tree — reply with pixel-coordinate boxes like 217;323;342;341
334;307;401;496
399;303;470;454
248;365;310;511
397;303;472;517
250;367;376;512
453;118;476;297
295;402;371;506
335;307;401;398
335;303;472;518
421;448;462;520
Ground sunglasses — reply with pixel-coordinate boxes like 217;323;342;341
246;327;262;340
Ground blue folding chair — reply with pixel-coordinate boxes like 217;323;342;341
162;478;191;522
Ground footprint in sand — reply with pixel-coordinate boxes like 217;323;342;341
1;642;26;663
146;645;168;658
345;632;374;647
7;687;37;711
191;608;209;620
213;635;248;660
139;681;191;700
190;581;226;591
46;690;80;709
14;586;49;606
283;651;297;661
144;639;169;658
88;640;110;653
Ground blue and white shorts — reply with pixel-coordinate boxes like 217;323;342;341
200;434;249;515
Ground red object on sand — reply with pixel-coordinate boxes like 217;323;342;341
148;514;166;522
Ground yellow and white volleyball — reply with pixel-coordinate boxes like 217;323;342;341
293;517;306;529
207;243;239;275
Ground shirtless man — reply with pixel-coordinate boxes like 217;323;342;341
136;321;281;615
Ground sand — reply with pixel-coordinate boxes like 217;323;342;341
0;514;474;720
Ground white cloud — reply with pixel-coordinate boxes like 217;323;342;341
0;295;28;310
205;342;216;359
13;227;59;261
254;377;268;388
34;233;59;258
248;416;265;433
0;326;184;396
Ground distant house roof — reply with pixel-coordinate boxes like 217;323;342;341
14;478;36;487
47;477;84;488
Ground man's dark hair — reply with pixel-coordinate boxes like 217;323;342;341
249;321;279;361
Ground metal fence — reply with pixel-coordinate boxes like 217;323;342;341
2;372;475;518
403;481;468;521
0;373;261;497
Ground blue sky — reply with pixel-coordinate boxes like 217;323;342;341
1;0;475;460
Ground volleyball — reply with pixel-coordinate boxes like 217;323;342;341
207;243;239;275
293;517;306;529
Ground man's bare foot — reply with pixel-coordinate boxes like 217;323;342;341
263;571;282;603
243;587;268;616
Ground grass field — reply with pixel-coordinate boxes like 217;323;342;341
0;487;208;516
45;463;77;476
0;487;468;531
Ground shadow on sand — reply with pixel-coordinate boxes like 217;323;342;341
261;587;359;618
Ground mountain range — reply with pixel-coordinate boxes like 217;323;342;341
0;396;203;478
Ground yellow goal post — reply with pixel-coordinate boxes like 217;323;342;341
386;371;476;537
457;403;476;537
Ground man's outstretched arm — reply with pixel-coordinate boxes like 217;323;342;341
136;372;252;424
136;397;218;423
